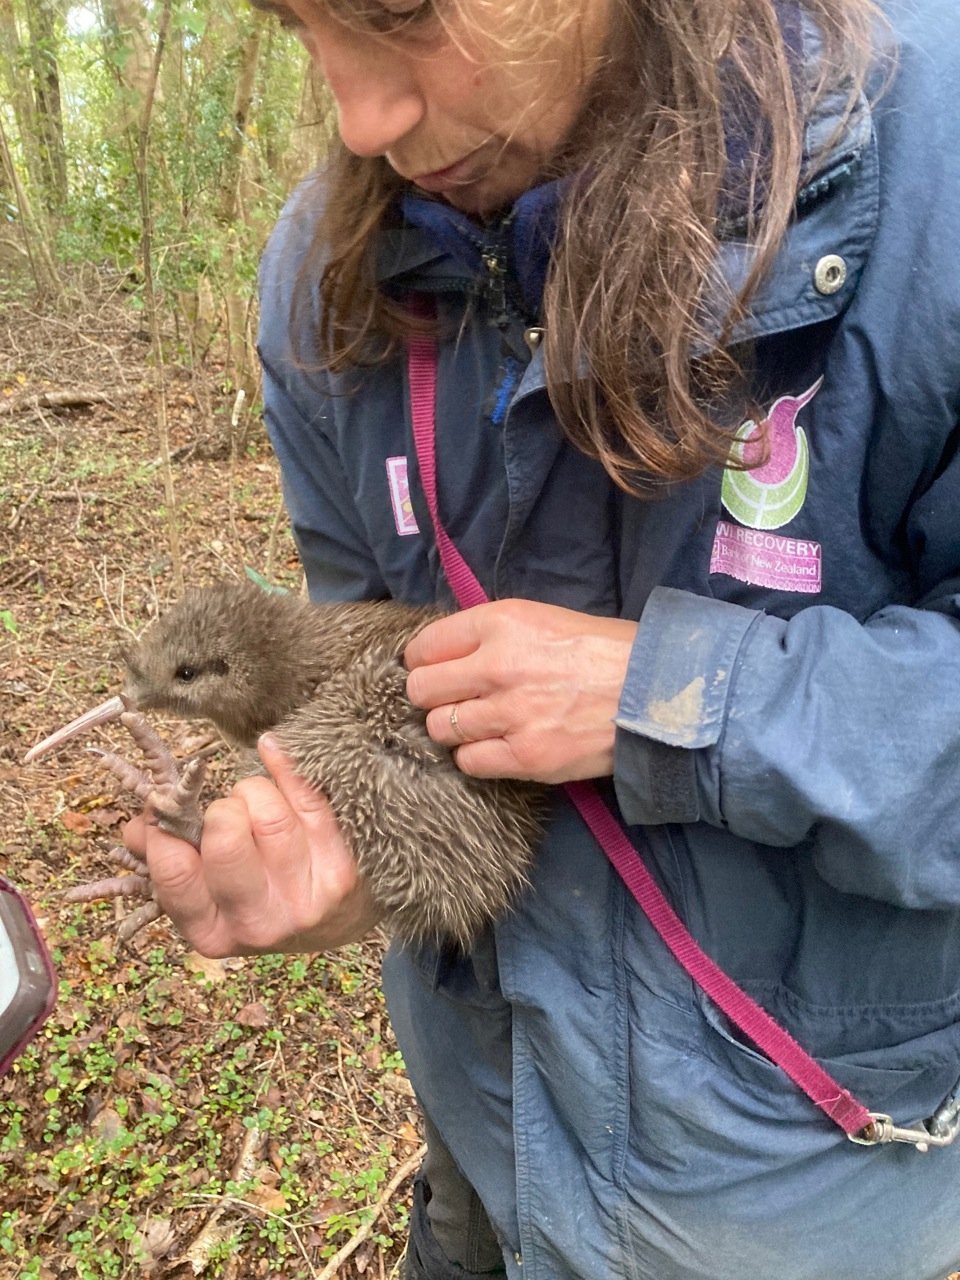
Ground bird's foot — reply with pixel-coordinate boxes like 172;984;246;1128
64;845;162;943
112;711;206;848
68;712;206;944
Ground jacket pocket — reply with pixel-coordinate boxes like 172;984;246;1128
695;985;960;1127
407;925;505;1009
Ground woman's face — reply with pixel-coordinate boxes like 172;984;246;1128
266;0;611;214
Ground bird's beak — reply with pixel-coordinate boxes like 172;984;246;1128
23;694;132;763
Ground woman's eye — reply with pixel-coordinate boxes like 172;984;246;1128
175;665;197;683
372;0;436;34
380;0;430;13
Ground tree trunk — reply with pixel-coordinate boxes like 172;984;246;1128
24;0;67;208
100;0;162;129
268;46;328;192
0;0;43;196
217;14;266;227
146;1;184;592
0;111;62;294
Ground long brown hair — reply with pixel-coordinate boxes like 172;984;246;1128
264;0;884;493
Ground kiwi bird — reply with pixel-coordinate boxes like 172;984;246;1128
25;583;543;948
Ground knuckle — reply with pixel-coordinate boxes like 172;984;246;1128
201;794;242;831
199;799;258;861
405;667;428;707
288;776;331;817
452;745;480;777
323;855;360;900
122;816;147;854
488;650;521;688
497;597;525;621
232;917;278;953
150;857;198;899
250;803;297;843
232;775;277;805
500;735;541;780
190;934;235;961
405;622;437;666
495;598;532;630
425;707;448;740
453;744;493;779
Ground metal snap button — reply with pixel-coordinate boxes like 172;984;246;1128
523;326;544;352
813;254;847;295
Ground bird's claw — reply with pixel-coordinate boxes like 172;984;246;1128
118;711;182;789
65;845;152;903
65;713;207;944
143;755;206;850
115;901;164;943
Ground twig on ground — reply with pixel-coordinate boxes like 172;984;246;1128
94;556;140;640
337;1040;367;1138
316;1144;426;1280
7;485;41;531
183;1122;265;1274
0;388;130;416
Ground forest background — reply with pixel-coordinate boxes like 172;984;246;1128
1;3;424;1278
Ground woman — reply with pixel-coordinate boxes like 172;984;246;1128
135;1;960;1275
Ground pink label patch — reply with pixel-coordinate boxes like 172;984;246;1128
710;519;822;594
386;456;420;536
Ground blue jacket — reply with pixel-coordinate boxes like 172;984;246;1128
259;2;960;1275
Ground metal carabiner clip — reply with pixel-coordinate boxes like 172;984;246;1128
849;1098;960;1153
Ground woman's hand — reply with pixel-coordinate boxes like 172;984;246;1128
123;735;382;958
404;600;637;784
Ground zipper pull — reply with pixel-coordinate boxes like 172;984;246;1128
481;248;510;329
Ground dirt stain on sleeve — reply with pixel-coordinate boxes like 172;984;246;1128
645;676;707;746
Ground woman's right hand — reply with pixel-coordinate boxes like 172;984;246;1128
122;734;382;958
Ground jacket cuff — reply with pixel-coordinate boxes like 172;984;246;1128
613;587;761;826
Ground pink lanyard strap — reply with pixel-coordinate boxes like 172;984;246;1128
407;326;874;1138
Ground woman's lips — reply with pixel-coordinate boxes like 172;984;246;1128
411;154;477;194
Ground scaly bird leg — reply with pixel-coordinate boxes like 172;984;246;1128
117;711;206;850
65;845;152;902
26;700;207;944
64;838;165;945
71;713;207;941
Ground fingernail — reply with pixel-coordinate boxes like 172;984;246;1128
258;732;279;754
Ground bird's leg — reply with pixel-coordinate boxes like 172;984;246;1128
78;711;207;942
116;711;206;849
62;711;207;944
64;845;160;943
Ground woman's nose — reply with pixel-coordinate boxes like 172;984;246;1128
307;29;425;158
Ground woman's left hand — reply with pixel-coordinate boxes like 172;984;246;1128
404;600;637;784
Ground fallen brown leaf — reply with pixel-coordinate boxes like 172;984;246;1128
235;1001;270;1028
183;952;228;983
60;811;93;834
90;1105;124;1141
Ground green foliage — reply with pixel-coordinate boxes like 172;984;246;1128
0;926;409;1274
244;565;289;594
2;0;324;348
70;9;302;269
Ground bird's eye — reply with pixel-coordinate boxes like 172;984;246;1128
175;664;197;683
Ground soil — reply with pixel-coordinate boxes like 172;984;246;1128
0;274;422;1279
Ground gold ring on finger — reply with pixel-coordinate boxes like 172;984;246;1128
449;702;469;744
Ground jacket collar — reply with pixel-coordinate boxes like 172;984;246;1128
375;3;879;345
395;177;568;318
